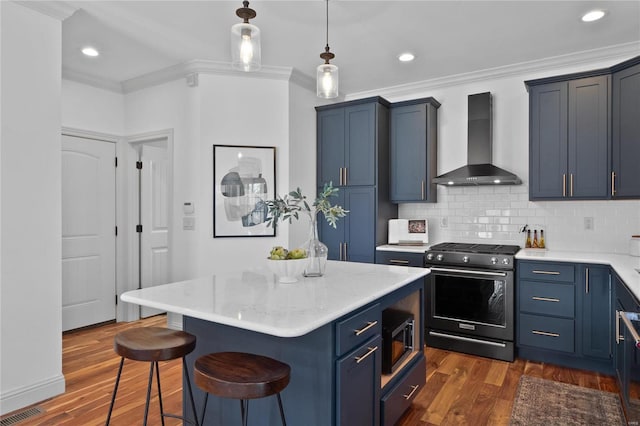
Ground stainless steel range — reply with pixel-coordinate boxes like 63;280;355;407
424;242;520;361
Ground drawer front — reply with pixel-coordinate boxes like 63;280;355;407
519;281;575;318
518;261;575;283
376;250;425;267
381;355;426;426
519;313;574;353
336;304;381;356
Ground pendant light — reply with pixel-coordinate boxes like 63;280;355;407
317;0;338;99
231;1;261;72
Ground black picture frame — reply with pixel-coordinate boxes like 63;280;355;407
213;144;276;237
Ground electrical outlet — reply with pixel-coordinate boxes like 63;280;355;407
584;217;594;231
441;217;448;228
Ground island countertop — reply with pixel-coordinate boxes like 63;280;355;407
121;260;429;338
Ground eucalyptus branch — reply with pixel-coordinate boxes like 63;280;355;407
264;182;348;229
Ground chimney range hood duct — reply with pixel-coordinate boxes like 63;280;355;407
432;92;521;186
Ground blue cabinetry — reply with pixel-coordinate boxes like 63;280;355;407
376;250;425;267
527;75;610;200
516;260;613;373
612;58;640;198
316;97;397;264
389;98;440;203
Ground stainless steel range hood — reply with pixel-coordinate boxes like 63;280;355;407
432;92;521;186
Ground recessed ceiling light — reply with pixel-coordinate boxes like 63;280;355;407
581;10;606;22
81;46;99;57
398;52;415;62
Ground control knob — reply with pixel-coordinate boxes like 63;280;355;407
426;253;434;261
490;257;498;265
436;254;444;261
462;256;469;263
502;258;510;265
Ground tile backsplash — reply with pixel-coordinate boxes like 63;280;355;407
399;185;640;254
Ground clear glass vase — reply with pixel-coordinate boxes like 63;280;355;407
304;215;328;277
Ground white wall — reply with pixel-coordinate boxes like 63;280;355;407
288;82;320;248
124;74;296;281
1;2;65;414
61;79;125;135
375;56;640;253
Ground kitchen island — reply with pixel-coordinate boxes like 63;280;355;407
121;260;429;425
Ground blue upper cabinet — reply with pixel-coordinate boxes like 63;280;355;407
389;98;440;203
527;75;610;200
612;58;640;198
316;97;397;264
317;101;378;187
529;82;568;199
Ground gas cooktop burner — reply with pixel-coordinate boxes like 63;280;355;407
429;242;520;256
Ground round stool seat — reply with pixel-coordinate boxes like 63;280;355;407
114;327;196;362
194;352;291;400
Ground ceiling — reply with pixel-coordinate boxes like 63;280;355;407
60;1;640;95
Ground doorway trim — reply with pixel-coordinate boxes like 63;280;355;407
125;129;174;322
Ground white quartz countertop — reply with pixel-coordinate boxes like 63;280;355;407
121;261;429;338
376;244;430;253
516;249;640;301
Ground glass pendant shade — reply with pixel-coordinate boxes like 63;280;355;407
231;22;261;72
316;63;339;99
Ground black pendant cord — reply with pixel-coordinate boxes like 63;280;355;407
325;0;329;49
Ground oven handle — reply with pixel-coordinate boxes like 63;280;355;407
429;267;507;277
429;331;507;348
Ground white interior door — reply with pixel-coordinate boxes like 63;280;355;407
140;144;169;318
62;135;116;331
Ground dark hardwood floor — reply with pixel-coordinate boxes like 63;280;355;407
2;315;619;425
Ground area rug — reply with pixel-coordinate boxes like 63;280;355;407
509;375;625;426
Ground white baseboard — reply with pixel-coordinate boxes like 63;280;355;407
0;373;65;416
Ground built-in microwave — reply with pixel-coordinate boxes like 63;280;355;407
381;309;414;374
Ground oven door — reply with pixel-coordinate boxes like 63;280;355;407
426;266;514;341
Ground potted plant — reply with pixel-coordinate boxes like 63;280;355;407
265;182;348;277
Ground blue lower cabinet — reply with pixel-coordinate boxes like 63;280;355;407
337;335;382;426
516;260;613;374
518;313;574;352
381;354;426;426
376;250;425;267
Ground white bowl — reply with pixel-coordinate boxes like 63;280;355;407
267;258;308;283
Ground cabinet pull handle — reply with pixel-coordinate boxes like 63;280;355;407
532;296;560;302
612;171;616;196
532;270;561;275
340;167;344;186
403;384;420;400
585;268;589;294
532;330;560;337
354;321;378;336
344;167;348;186
389;259;410;265
354;346;378;364
344;242;348;261
340;243;344;261
570;173;574;197
421;181;425;200
562;174;566;197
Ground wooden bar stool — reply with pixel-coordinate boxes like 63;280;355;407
194;352;291;426
105;327;199;426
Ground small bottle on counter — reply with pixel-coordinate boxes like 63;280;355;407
525;230;532;248
539;230;546;248
532;230;539;248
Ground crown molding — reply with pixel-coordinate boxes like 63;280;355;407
62;68;124;93
120;60;295;93
14;1;78;21
346;41;640;101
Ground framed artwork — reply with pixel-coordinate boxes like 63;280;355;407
213;145;276;237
